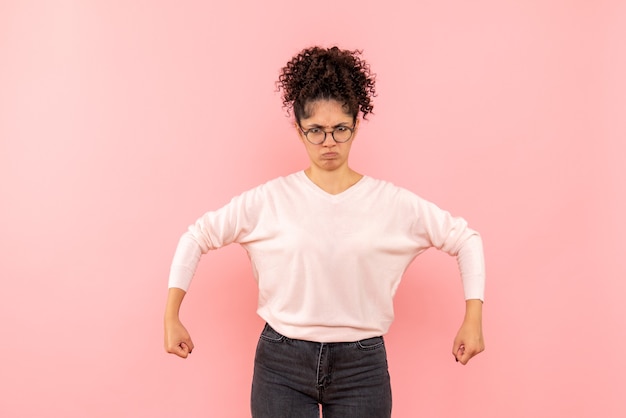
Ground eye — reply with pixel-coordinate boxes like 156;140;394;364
308;127;323;134
335;126;348;132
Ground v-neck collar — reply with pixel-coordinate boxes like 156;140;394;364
296;170;369;201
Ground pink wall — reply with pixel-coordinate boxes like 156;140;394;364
1;1;624;417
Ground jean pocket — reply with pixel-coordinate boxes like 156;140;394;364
356;336;385;351
259;323;286;343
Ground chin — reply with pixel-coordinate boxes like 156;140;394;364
321;163;344;172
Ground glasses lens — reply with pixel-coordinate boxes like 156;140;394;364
333;127;352;142
307;129;326;144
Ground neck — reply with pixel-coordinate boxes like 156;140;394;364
304;166;363;195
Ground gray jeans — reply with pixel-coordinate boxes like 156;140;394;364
251;323;392;417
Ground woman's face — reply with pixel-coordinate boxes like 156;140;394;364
297;99;358;173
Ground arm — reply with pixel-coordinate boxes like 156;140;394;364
415;200;486;363
163;235;202;359
163;186;263;358
164;287;195;358
452;299;484;365
451;235;485;365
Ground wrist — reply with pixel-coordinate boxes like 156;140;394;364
164;312;181;322
463;299;483;323
164;287;186;322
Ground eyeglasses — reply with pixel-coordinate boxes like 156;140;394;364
298;124;355;145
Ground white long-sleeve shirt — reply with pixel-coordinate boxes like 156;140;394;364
169;171;485;342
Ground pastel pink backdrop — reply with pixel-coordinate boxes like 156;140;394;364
1;1;624;417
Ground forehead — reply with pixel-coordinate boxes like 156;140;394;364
301;99;353;125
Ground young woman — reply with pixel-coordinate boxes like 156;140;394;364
164;46;485;418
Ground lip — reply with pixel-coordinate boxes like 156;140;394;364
321;152;339;159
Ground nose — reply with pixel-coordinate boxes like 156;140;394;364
321;131;338;146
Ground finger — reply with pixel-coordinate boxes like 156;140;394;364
166;344;188;358
459;348;477;365
458;344;483;365
457;344;465;360
452;341;464;362
180;342;193;355
165;341;190;358
176;343;190;358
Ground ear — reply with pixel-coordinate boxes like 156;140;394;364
294;122;304;142
352;118;361;139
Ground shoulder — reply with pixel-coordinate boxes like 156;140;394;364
361;176;446;217
251;171;303;193
362;175;422;201
230;171;304;201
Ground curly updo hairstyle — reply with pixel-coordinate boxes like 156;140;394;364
277;46;376;123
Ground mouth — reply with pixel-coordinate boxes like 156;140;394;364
321;152;339;159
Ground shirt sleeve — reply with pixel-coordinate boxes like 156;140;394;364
168;233;202;291
167;187;264;291
413;197;486;301
455;234;485;301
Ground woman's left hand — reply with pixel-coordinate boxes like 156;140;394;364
452;299;485;365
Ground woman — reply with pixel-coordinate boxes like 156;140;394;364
164;46;485;417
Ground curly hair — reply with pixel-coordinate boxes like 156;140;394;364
277;46;376;122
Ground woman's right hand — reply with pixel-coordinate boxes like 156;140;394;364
164;316;195;358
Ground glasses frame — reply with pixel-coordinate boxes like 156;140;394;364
298;123;356;145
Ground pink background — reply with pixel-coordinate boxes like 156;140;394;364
1;1;624;417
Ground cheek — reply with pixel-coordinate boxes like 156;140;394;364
300;142;315;156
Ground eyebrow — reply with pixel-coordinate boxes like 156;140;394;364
303;122;352;129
